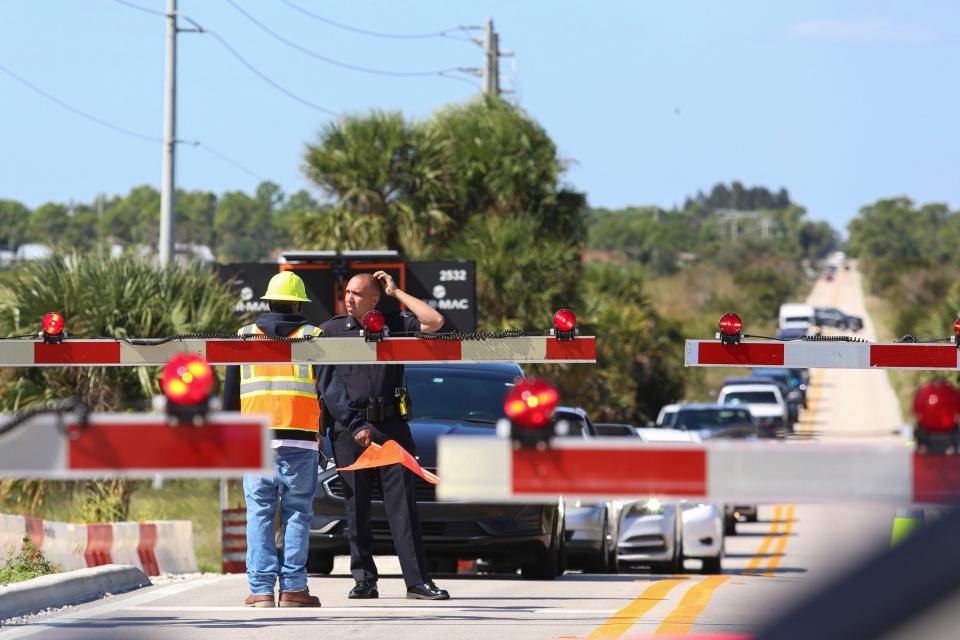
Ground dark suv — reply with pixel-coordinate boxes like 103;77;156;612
309;363;566;580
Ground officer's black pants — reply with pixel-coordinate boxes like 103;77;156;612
330;418;429;587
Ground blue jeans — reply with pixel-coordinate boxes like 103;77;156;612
243;446;319;595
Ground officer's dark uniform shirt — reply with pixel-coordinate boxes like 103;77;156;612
316;312;421;435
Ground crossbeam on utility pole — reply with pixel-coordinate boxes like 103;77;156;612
159;0;177;266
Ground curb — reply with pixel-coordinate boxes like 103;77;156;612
0;564;150;621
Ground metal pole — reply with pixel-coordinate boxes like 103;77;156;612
159;0;177;266
482;17;495;96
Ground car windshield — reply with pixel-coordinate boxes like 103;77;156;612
723;391;778;405
404;368;517;424
784;316;811;324
675;409;752;430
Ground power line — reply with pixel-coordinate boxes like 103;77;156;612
278;0;478;42
112;0;341;117
225;0;473;82
0;62;160;143
189;141;265;182
0;62;267;182
204;30;341;117
112;0;166;18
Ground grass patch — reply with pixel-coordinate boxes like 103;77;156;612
0;536;60;585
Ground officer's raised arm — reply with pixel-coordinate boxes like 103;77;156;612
373;270;444;333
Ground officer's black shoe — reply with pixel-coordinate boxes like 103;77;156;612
406;581;450;600
348;580;379;599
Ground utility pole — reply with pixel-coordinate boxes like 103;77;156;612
481;18;498;96
479;18;513;97
159;0;177;266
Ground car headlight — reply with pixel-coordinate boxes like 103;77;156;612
627;498;666;517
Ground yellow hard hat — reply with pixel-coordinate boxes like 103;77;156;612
262;271;311;302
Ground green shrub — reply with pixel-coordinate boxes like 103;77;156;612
0;536;61;585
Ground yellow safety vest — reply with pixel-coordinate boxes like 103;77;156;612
238;323;322;432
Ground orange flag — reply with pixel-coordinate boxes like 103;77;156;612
336;440;439;485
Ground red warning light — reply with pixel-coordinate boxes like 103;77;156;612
161;354;214;406
718;313;743;336
504;379;560;430
913;381;960;432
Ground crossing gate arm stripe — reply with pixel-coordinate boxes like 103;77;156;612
693;342;784;366
871;345;959;369
707;442;913;503
120;341;206;365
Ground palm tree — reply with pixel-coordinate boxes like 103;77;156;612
302;110;450;257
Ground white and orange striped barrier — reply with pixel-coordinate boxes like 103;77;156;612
436;437;960;505
0;412;272;479
685;339;960;370
0;336;596;367
0;513;197;575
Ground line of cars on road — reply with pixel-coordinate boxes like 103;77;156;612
308;362;745;579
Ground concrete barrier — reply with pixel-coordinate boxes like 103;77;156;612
151;521;198;574
41;521;88;571
0;514;196;576
0;515;24;559
0;564;149;621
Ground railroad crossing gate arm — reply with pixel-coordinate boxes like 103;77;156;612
685;339;959;371
0;412;272;479
0;336;597;367
436;436;960;505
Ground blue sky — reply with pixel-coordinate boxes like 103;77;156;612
2;0;959;233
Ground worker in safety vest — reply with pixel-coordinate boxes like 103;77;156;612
222;271;323;608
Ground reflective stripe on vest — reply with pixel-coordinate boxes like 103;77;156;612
238;323;322;431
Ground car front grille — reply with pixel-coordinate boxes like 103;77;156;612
620;534;667;553
324;472;437;502
371;520;486;538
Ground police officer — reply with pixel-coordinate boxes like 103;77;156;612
223;271;323;608
317;270;450;600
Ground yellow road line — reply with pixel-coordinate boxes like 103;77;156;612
762;504;796;576
744;504;783;574
587;579;687;639
655;575;731;636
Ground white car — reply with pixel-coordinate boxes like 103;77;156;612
778;302;816;331
615;428;725;574
717;383;788;437
655;404;680;427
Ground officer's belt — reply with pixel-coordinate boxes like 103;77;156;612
362;398;404;422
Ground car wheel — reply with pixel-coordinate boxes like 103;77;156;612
522;512;565;580
307;550;334;575
701;555;722;574
584;512;619;574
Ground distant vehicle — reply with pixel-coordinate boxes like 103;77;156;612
717;383;788;438
779;303;816;330
815;307;863;331
619;428;725;574
655;404;680;428
751;367;809;408
557;407;618;574
669;403;759;440
594;423;639;437
723;376;798;429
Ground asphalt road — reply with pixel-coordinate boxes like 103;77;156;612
0;264;909;639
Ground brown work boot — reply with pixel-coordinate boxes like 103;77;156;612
244;593;275;608
279;588;321;608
